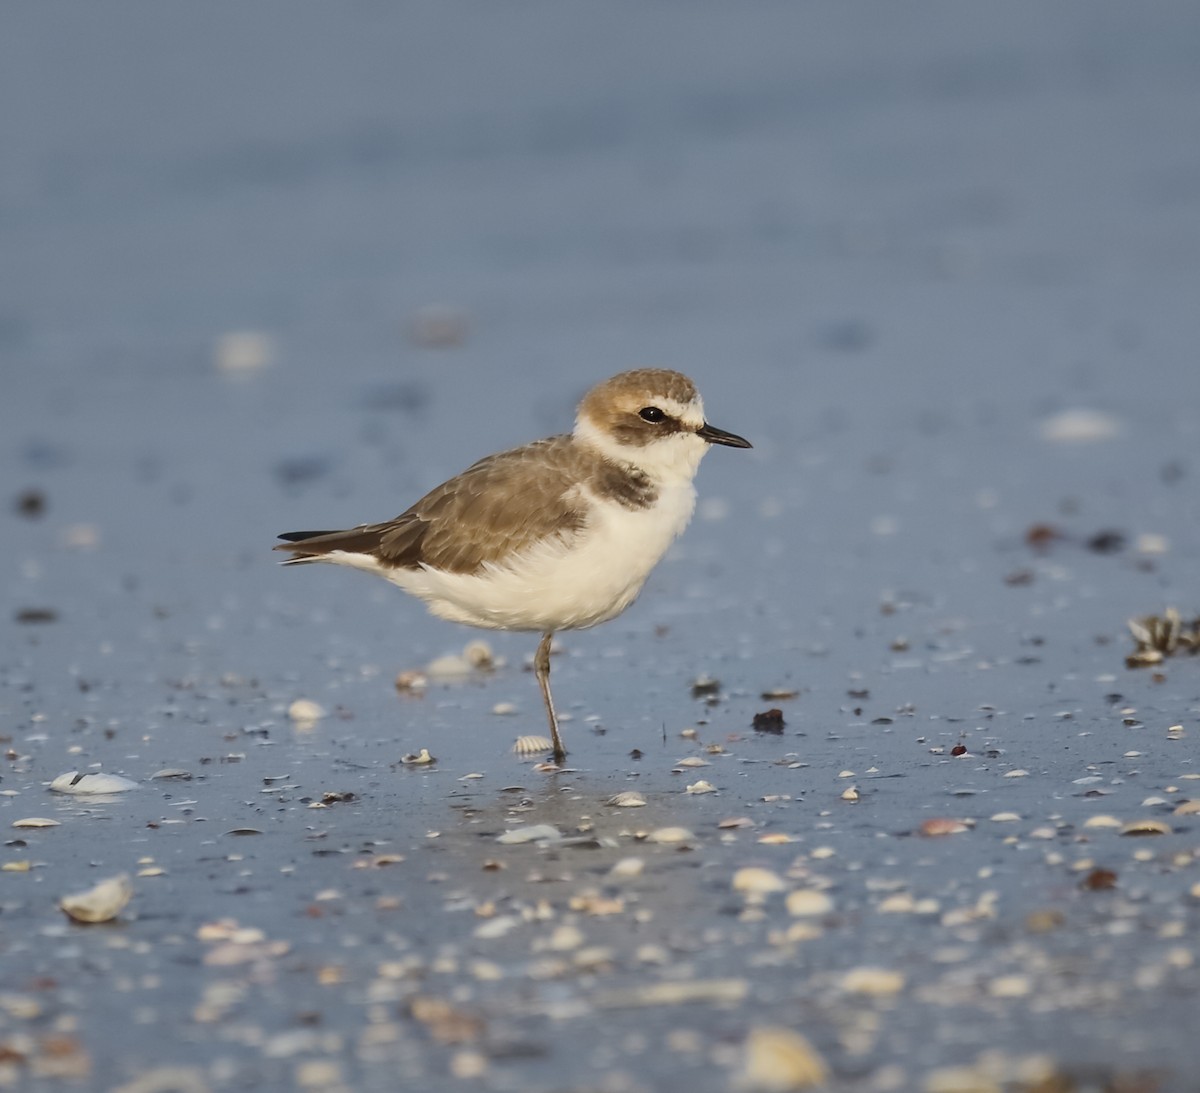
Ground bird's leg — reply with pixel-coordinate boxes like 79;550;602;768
534;631;566;763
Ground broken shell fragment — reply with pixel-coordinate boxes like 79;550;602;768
400;749;436;766
513;735;554;757
60;874;133;924
740;1027;829;1091
607;791;647;808
686;780;717;795
50;771;139;795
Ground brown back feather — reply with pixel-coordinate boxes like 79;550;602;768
275;436;606;575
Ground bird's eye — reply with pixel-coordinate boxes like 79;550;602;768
639;406;666;423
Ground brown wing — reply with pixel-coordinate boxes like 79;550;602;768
274;436;590;575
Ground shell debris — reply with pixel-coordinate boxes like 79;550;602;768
496;824;562;845
686;780;717;795
646;826;694;845
1120;819;1172;836
732;867;787;895
50;771;139;795
287;698;325;723
786;889;834;917
607;790;647;808
60;873;133;924
842;966;905;996
740;1027;829;1091
513;735;554;757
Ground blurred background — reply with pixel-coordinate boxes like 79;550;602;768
4;4;1200;1089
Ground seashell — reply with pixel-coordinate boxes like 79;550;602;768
1039;407;1122;443
400;748;436;766
60;873;132;924
462;639;495;670
842;966;905;996
919;818;969;837
425;654;472;678
513;735;554;757
675;756;710;768
786;889;834;917
740;1027;829;1091
607;791;647;808
608;857;644;879
12;817;60;829
150;768;193;781
1083;814;1123;829
1173;800;1200;816
287;698;325;722
1120;819;1171;836
215;330;274;372
685;780;716;795
394;669;428;692
50;771;139;795
496;824;562;845
647;826;693;844
732;867;787;895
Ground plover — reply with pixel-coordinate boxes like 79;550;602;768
275;368;751;762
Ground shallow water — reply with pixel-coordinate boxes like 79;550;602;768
3;3;1200;1090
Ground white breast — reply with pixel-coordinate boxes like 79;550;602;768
387;481;698;632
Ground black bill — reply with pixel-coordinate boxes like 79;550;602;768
697;421;752;448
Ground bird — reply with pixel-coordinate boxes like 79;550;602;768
274;368;751;763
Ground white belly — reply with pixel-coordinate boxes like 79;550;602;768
384;482;698;632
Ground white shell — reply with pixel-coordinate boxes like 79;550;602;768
607;791;647;808
647;826;693;844
513;735;554;756
51;771;139;795
60;874;133;924
496;824;562;845
12;817;61;829
741;1027;828;1090
287;698;325;722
